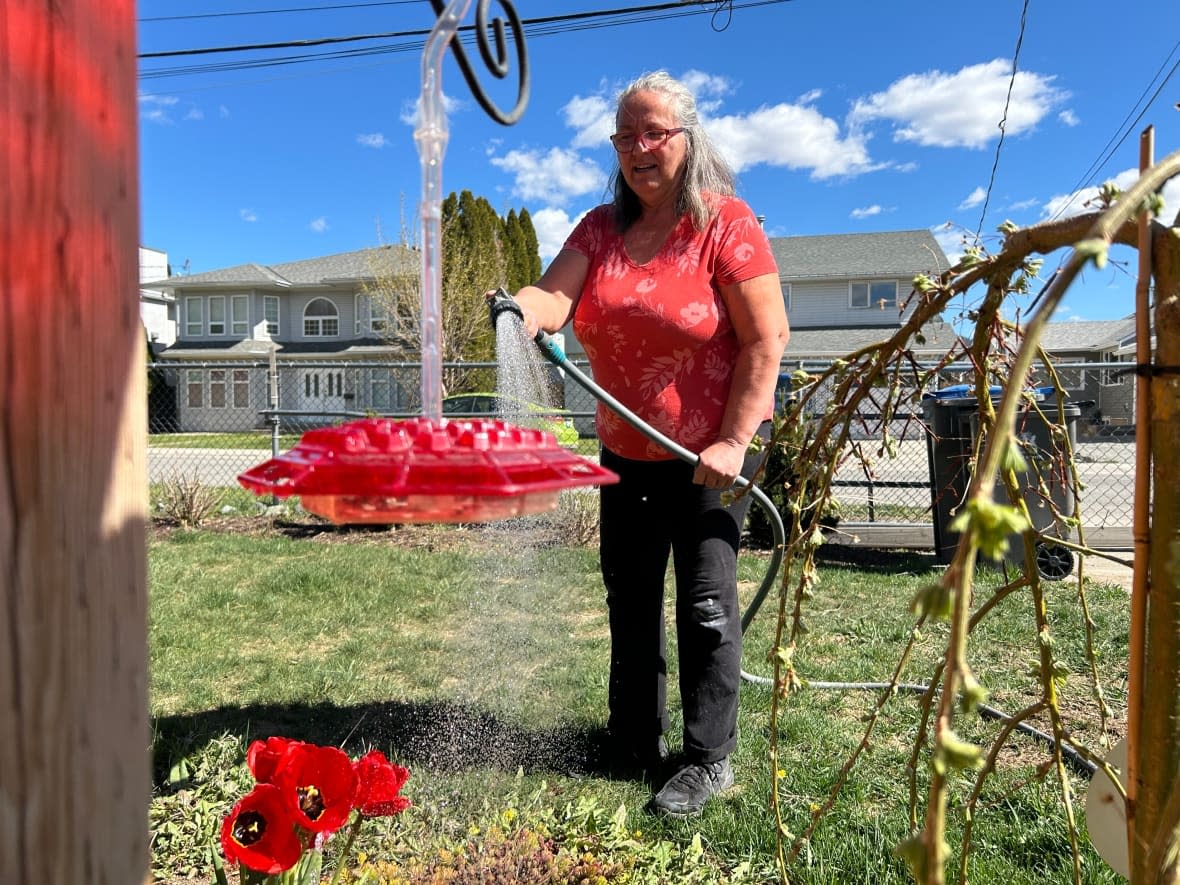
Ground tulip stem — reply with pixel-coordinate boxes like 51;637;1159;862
327;814;365;885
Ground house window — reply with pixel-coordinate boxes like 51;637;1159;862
233;369;250;407
369;371;391;412
371;300;389;334
264;296;280;336
231;295;249;335
322;371;343;397
209;369;227;407
185;369;203;408
303;298;339;337
850;280;898;310
784;283;791;312
208;296;226;335
1101;351;1129;386
354;294;390;336
185;297;203;337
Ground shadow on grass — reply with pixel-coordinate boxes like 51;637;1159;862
813;544;939;575
153;699;614;789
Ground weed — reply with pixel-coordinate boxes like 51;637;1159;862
156;473;222;527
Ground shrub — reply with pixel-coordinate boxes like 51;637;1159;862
156;473;221;528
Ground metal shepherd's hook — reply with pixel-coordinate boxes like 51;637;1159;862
427;0;530;125
415;0;529;421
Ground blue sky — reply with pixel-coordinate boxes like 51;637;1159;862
138;0;1180;323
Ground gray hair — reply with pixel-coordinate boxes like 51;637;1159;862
610;70;736;232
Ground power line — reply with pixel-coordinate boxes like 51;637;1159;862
974;0;1028;242
139;0;421;23
138;0;788;63
1049;38;1180;220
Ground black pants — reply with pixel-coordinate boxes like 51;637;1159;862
599;426;768;764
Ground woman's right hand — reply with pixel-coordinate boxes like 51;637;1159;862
485;288;540;338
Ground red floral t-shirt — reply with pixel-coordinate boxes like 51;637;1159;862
564;194;779;461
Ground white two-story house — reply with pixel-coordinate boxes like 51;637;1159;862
767;228;958;360
142;246;417;432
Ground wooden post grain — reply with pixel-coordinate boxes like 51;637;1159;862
1;2;149;883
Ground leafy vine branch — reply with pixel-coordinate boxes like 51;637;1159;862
766;147;1180;884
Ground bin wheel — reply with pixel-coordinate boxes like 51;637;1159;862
1035;542;1074;581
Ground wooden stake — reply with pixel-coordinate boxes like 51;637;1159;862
1125;124;1154;866
0;2;149;882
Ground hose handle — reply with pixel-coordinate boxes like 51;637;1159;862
487;286;524;327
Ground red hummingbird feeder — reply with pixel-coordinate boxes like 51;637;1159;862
238;415;615;524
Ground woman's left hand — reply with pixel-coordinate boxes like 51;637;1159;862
693;439;747;489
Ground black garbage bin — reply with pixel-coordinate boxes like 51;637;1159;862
922;385;1079;579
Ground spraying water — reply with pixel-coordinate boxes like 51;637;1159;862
495;317;562;420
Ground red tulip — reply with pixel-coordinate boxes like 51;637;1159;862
247;736;303;784
272;742;358;833
353;750;412;817
220;783;303;875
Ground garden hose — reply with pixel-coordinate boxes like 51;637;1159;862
487;289;785;682
488;291;1093;776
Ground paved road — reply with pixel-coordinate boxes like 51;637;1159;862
149;437;1137;534
148;447;275;487
826;439;1135;530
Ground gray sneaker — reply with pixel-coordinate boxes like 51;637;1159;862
650;757;734;817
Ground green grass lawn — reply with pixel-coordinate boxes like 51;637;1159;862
149;516;1129;884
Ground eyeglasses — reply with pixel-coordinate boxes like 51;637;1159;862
608;128;686;153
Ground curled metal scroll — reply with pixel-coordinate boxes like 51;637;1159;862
428;0;529;126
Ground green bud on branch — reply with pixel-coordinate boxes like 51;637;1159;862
910;581;953;621
949;499;1031;560
933;730;984;773
1074;238;1109;270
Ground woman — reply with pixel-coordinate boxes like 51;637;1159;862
505;70;789;817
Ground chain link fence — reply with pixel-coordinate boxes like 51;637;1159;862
148;358;1137;548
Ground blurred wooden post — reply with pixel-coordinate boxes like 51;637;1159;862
1;2;149;883
1135;157;1180;879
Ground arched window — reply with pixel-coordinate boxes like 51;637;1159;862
303;298;339;337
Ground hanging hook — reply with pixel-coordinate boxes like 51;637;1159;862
427;0;530;125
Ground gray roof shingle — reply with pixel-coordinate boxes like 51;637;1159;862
142;245;416;289
1036;317;1135;352
769;229;950;280
785;322;963;359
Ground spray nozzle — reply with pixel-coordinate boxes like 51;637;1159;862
487;286;524;328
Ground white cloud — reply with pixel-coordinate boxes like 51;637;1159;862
219;105;231;119
958;187;987;210
933;223;972;266
139;93;179;125
848;59;1067;149
184;107;204;121
490;147;605;206
530;207;585;262
564;94;614;149
399;93;462;127
679;69;734;114
797;88;823;105
1059;109;1079;127
356;132;389;148
1043;166;1180;221
1007;197;1040;211
240;209;258;223
309;217;329;233
851;205;883;219
706;103;878;178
